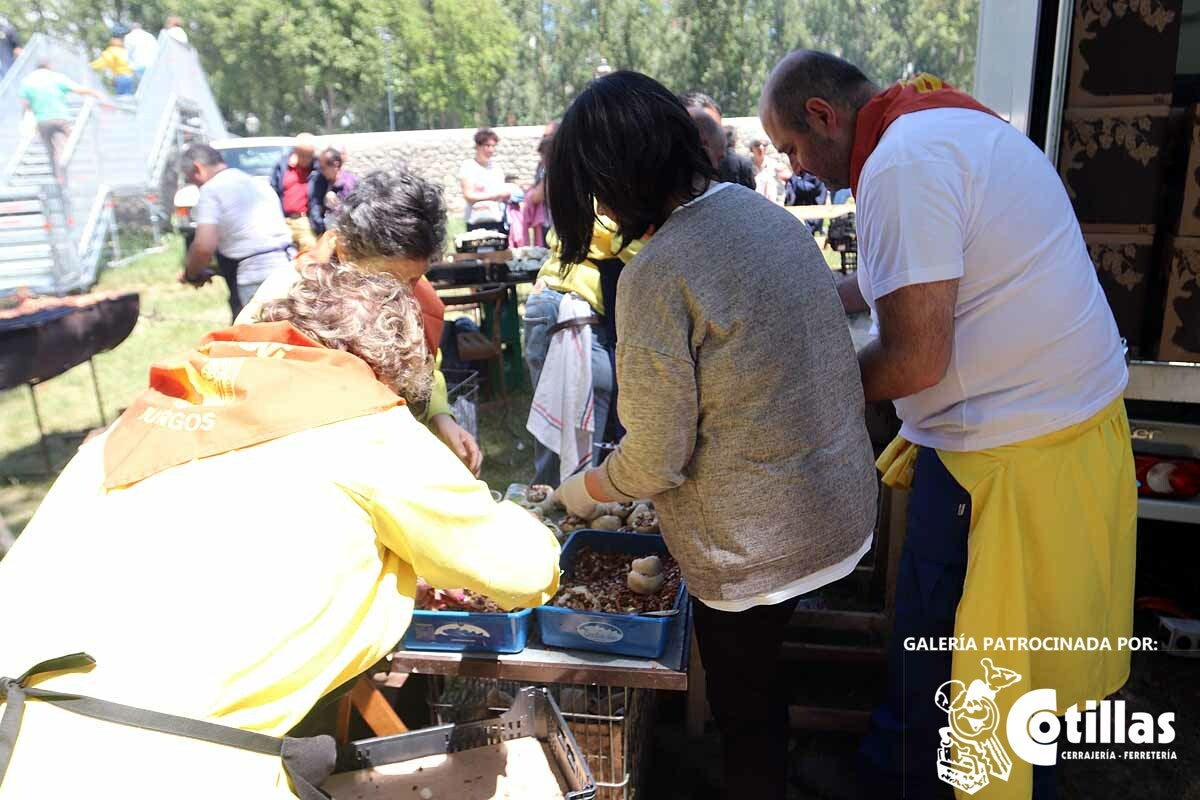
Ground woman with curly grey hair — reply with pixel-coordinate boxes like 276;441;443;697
259;261;434;405
239;168;484;476
0;260;561;800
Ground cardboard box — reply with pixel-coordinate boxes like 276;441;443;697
1068;0;1183;107
1059;106;1169;228
1082;230;1157;355
1157;236;1200;363
1164;105;1200;236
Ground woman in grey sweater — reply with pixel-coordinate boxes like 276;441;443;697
549;71;877;800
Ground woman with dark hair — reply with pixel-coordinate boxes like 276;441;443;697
549;71;878;800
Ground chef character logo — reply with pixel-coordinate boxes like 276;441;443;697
935;658;1022;794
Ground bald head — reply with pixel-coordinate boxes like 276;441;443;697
759;50;879;190
689;108;726;169
761;50;878;135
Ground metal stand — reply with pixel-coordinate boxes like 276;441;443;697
22;357;107;476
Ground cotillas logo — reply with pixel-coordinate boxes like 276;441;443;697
935;658;1021;794
936;659;1178;794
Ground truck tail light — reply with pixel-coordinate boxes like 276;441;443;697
1135;455;1200;499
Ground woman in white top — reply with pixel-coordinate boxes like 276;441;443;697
749;138;789;203
457;127;511;233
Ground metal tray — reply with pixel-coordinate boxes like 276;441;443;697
334;687;596;799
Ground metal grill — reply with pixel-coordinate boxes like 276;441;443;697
428;676;657;800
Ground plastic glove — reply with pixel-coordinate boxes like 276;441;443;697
555;471;599;520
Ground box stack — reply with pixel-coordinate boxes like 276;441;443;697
1059;0;1185;358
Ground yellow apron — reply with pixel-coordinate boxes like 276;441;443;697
878;396;1137;800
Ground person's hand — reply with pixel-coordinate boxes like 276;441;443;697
555;471;599;519
325;191;338;207
430;414;483;476
178;268;212;287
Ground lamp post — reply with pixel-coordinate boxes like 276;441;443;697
377;27;396;131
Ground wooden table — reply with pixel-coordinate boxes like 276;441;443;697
783;202;856;221
377;601;692;693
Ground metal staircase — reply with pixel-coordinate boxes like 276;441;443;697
0;31;227;295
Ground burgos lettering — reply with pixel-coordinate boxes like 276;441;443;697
138;407;217;432
936;659;1177;795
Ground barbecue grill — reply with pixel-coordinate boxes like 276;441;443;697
0;291;140;473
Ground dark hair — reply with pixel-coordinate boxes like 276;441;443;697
473;128;498;147
679;90;720;117
319;147;343;166
689;108;725;168
181;143;224;168
764;50;878;133
723;125;737;149
549;71;717;265
336;170;447;261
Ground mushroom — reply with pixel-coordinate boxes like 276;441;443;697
627;570;666;595
591;515;623;530
589;502;629;522
631;555;662;577
527;484;553;504
628;504;660;533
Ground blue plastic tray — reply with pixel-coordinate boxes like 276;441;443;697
403;607;532;654
536;530;686;659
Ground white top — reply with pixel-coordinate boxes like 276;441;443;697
458;157;506;225
696;532;873;613
123;28;158;70
191;167;291;284
753;156;782;203
856;107;1128;452
165;26;188;46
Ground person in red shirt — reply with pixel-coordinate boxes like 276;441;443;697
270;132;318;252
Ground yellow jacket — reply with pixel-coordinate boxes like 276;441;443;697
0;406;560;798
90;45;134;77
537;217;643;314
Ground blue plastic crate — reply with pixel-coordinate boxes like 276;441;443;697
536;530;686;659
403;607;532;654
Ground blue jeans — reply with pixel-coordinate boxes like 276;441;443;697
859;448;1057;799
523;287;613;487
114;74;135;95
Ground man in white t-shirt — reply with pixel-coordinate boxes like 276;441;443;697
181;143;291;321
762;51;1136;800
123;23;157;81
457;127;510;233
164;16;188;46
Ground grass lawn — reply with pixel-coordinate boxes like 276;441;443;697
0;236;534;537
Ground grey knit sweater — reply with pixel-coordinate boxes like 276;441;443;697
593;183;878;603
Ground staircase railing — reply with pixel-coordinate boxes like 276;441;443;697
0;34;105;185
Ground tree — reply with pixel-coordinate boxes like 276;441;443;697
3;0;981;130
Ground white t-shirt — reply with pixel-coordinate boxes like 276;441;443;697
856;107;1128;452
458;157;506;225
165;26;188;46
123;28;158;70
191;167;291;285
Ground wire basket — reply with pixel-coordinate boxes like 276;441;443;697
444;368;480;441
427;676;657;800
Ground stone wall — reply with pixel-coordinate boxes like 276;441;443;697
323;117;773;219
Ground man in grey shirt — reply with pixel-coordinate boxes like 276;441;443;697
181;144;292;321
550;72;876;800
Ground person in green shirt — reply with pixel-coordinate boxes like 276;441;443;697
18;60;104;184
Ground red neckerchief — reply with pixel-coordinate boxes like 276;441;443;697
849;74;1001;196
103;322;402;488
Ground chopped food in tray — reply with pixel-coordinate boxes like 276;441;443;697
415;578;507;613
510;484;661;535
549;547;682;615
